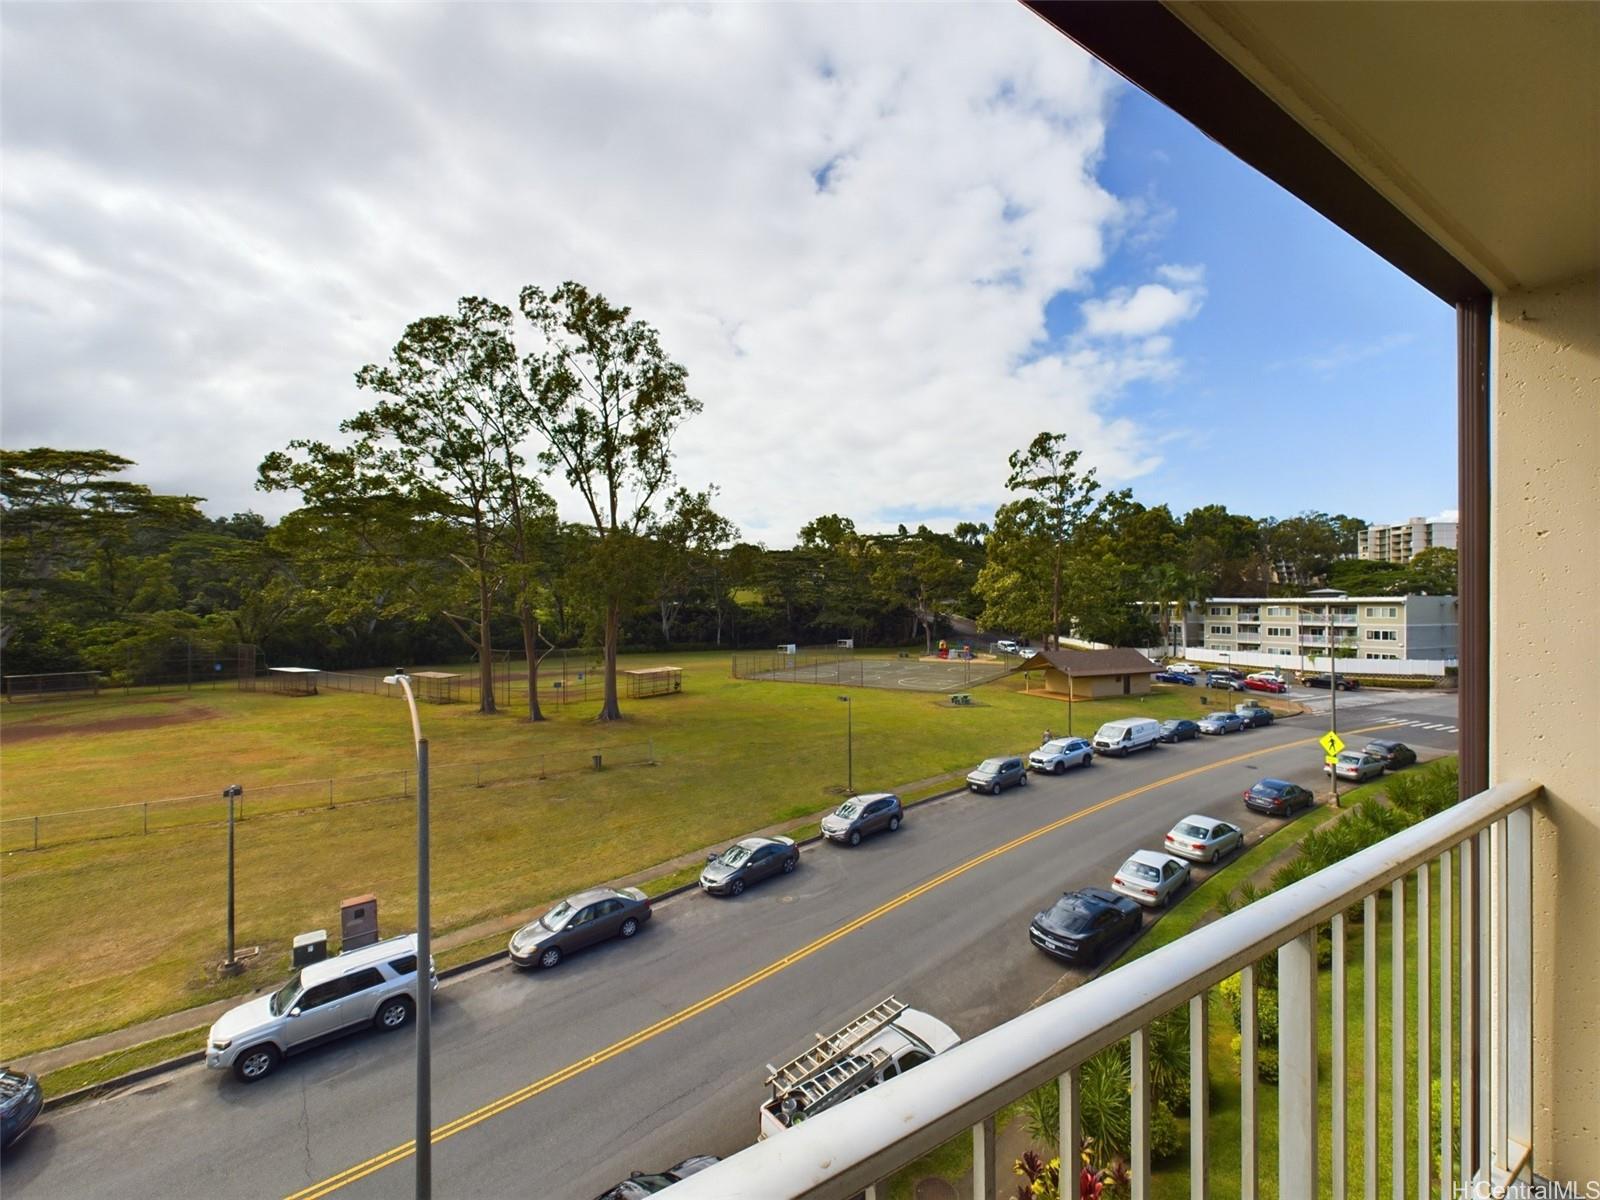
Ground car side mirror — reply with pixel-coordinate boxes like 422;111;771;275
707;851;720;862
289;1007;302;1018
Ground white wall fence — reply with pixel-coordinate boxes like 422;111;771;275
1147;647;1456;678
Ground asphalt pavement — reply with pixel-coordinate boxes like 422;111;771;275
0;692;1458;1200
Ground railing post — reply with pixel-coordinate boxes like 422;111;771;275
970;1116;995;1200
1393;874;1407;1200
1131;1027;1150;1200
1365;893;1379;1200
1241;964;1258;1200
1059;1066;1081;1183
1278;930;1319;1200
1477;828;1491;1177
1506;805;1532;1166
1461;838;1477;1185
1417;864;1431;1200
1442;845;1454;1200
1332;912;1346;1200
1189;993;1209;1200
1492;819;1507;1172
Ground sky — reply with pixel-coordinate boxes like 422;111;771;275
0;2;1459;548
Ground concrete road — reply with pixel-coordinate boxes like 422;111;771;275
1;699;1457;1200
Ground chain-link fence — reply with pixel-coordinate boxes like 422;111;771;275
0;741;657;854
730;649;1012;692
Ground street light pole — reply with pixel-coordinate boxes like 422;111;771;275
1066;667;1074;737
837;695;853;794
1329;651;1341;807
385;669;431;1200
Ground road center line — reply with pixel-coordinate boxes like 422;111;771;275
284;723;1388;1200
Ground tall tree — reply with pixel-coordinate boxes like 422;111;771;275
1002;432;1104;648
261;296;545;714
520;281;703;721
649;487;737;646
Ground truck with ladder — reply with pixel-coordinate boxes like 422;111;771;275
758;996;961;1139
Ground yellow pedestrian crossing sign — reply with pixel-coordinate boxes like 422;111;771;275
1320;730;1345;758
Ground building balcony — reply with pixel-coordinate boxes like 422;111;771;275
673;780;1539;1200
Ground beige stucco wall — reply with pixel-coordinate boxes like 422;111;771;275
1490;271;1600;1182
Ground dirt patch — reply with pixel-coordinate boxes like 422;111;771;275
1;705;221;745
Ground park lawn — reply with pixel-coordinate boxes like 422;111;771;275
0;653;1250;1058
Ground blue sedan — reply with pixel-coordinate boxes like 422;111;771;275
1198;711;1245;735
1154;670;1196;685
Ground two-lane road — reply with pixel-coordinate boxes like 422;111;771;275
2;700;1457;1200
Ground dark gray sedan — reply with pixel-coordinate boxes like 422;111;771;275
700;836;798;896
1159;719;1200;743
509;887;653;969
594;1155;719;1199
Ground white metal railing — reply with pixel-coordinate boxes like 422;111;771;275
671;779;1538;1200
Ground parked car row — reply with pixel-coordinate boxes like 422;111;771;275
1324;739;1416;781
1158;663;1360;692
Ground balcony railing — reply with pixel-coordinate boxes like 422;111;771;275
672;779;1538;1200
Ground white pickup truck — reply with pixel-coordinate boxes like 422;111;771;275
757;997;961;1139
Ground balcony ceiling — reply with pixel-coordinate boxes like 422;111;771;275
1166;1;1600;294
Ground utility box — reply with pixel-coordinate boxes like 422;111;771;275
340;894;379;951
293;929;329;968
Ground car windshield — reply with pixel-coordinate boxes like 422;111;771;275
978;758;1006;772
1040;740;1071;754
1047;901;1096;933
835;801;860;819
1367;742;1395;753
719;845;752;866
1254;782;1287;796
542;900;575;931
1338;752;1363;765
1122;860;1160;882
1177;823;1211;839
626;1175;675;1193
270;972;302;1016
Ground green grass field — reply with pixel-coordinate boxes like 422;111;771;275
0;651;1249;1059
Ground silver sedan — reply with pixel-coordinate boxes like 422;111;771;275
1162;816;1244;864
1325;751;1387;782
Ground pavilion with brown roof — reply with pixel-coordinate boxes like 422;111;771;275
1014;647;1160;701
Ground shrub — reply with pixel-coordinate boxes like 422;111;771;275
1147;1009;1190;1115
1019;1080;1060;1151
1256;1049;1280;1085
1149;1101;1184;1162
1079;1050;1131;1165
1220;973;1277;1044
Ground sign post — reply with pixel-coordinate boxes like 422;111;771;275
1320;730;1346;806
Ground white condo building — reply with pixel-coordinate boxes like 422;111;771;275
1357;515;1457;562
1166;588;1458;661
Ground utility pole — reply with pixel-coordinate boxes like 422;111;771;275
1330;653;1341;807
838;695;853;794
1066;667;1075;737
222;784;242;972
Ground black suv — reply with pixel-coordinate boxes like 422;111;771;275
1029;887;1141;964
1304;674;1361;690
820;793;903;846
1364;740;1417;770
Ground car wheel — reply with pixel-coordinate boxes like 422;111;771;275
990;782;1001;795
1019;774;1027;787
233;1045;280;1083
849;830;862;846
729;879;745;897
783;855;798;872
887;815;901;832
619;916;641;938
375;996;414;1031
539;946;563;970
1054;761;1066;775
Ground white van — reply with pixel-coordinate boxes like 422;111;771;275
1092;717;1163;757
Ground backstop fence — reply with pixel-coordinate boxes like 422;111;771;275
0;740;657;854
729;649;1013;692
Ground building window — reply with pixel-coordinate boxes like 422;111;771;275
1265;626;1294;638
1208;606;1232;617
1366;629;1399;641
1208;625;1233;635
1363;652;1399;661
1363;605;1399;619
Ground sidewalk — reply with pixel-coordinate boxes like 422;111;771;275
12;770;968;1080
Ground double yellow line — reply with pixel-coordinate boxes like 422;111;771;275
287;726;1378;1200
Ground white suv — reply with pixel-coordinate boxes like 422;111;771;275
207;934;436;1083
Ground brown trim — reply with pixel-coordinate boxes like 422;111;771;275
1022;1;1489;304
1457;296;1491;801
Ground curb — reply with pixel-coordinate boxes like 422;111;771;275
34;785;974;1110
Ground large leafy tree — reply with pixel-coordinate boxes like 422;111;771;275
648;487;738;646
870;527;971;652
520;282;703;721
261;296;548;715
991;432;1104;648
0;448;204;663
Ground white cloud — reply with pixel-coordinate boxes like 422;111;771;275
1078;267;1205;339
1428;508;1459;524
1;2;1193;545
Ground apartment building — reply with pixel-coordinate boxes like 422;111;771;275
1357;515;1458;562
1187;589;1457;661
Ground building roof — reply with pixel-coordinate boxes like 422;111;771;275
1017;648;1160;677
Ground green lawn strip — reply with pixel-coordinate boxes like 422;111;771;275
4;656;1234;1057
38;1026;206;1102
